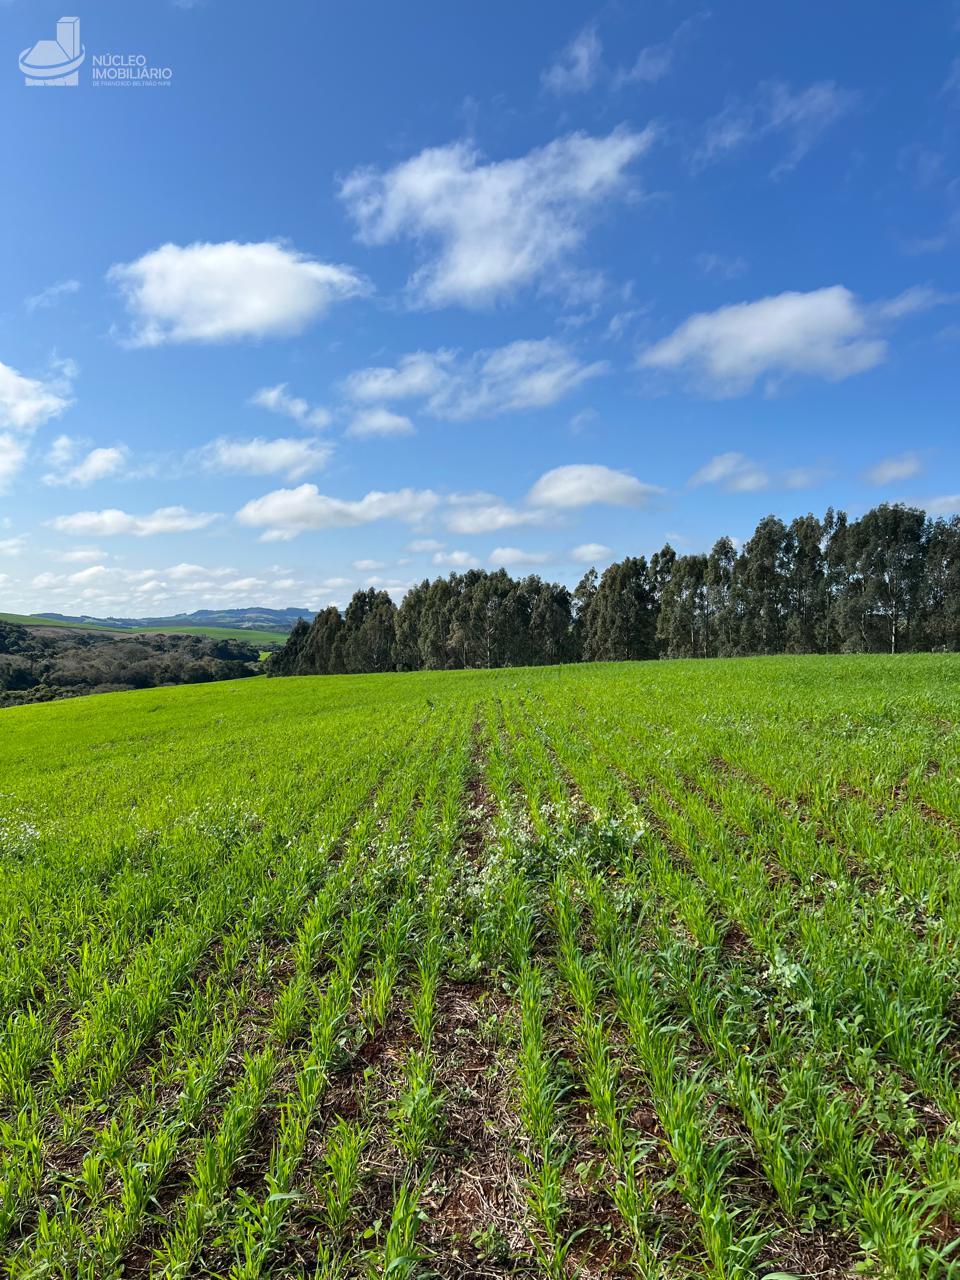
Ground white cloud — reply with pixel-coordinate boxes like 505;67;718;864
353;558;386;571
0;358;74;432
433;549;479;568
50;506;220;537
344;339;607;421
927;494;960;516
343;351;447;403
346;407;415;438
165;562;223;581
689;453;828;492
46;434;75;469
220;577;266;594
25;279;81;312
198;436;332;481
0;434;28;492
783;466;829;490
639;286;887;395
875;285;956;320
571;542;613;563
340;127;654;308
614;14;708;89
250;383;331;429
863;452;922;485
0;535;26;556
57;546;105;564
528;463;663;509
235;485;439;540
696;80;858;175
445;495;545;535
407;538;444;553
942;58;960;102
689;452;769;492
16;558;291;615
43;440;128;488
542;27;602;95
68;564;110;585
569;408;599;434
696;252;748;280
617;41;673;86
108;241;368;346
489;546;549;566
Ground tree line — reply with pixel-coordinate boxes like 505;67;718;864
269;503;960;677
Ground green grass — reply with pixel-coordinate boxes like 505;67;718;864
0;611;114;630
131;624;288;645
0;612;287;646
1;653;959;1279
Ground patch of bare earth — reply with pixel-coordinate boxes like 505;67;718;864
419;981;536;1278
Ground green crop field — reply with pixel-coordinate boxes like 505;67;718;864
1;655;959;1279
130;625;288;646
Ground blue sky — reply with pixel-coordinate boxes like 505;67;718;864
1;0;958;616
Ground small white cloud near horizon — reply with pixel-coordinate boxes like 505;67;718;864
433;549;479;568
235;485;439;541
927;494;960;516
108;241;368;346
541;26;602;94
346;407;415;439
489;546;549;567
50;506;220;538
864;452;923;485
571;542;614;563
689;452;770;493
529;463;663;509
639;285;888;396
407;538;444;553
250;384;331;430
199;436;332;482
340;127;654;308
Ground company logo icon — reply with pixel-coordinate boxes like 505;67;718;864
19;17;85;86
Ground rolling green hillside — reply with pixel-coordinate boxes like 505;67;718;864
0;612;287;646
2;655;959;1277
0;611;113;630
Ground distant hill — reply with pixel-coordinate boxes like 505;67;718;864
35;607;314;632
1;617;259;707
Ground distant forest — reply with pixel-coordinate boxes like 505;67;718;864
0;624;259;707
271;504;960;676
